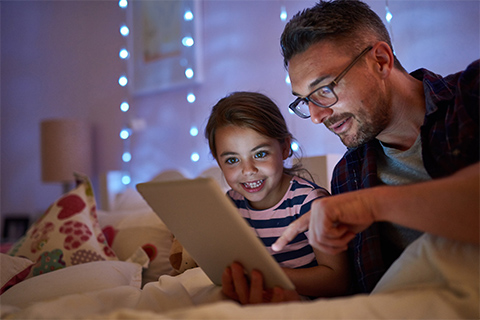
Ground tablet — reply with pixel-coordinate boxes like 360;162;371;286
136;178;295;290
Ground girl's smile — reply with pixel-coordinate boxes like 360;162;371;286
215;125;292;210
241;179;265;193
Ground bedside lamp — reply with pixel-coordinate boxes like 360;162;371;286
40;119;92;194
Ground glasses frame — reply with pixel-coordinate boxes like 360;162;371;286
289;46;373;119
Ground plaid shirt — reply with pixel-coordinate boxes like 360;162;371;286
331;60;479;294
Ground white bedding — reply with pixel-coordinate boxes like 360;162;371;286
2;233;478;319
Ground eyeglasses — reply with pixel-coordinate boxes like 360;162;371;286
289;46;373;119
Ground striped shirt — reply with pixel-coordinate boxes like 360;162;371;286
228;176;329;269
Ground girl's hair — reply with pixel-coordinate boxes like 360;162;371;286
205;91;308;178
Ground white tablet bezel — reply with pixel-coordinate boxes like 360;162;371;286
136;178;295;290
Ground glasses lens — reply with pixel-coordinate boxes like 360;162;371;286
310;86;337;108
291;99;310;118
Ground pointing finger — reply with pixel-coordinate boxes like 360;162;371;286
272;212;310;251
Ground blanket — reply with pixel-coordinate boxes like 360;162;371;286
2;233;478;319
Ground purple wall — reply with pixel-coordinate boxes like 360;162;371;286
1;1;479;223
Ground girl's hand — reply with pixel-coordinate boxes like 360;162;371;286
221;262;300;304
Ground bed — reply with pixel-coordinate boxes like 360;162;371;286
1;167;478;319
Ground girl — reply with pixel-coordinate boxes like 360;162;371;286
205;91;350;300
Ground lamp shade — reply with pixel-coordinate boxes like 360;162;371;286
41;119;92;183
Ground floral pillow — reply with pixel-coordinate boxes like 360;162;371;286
8;174;117;278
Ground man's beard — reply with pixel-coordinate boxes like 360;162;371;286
332;106;390;148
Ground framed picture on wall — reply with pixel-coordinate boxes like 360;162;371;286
127;0;202;95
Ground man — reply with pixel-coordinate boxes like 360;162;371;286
222;0;479;304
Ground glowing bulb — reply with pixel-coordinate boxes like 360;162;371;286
386;9;393;23
120;129;130;140
291;142;299;152
122;152;132;162
280;6;287;21
190;126;198;136
118;0;128;8
121;174;131;185
185;68;194;79
120;25;129;36
119;48;129;59
184;10;193;21
118;76;128;86
120;102;129;112
191;152;200;162
285;74;291;84
187;93;196;103
182;36;194;47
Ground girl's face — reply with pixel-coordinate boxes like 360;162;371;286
215;125;292;210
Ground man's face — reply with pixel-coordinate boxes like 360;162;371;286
288;42;390;148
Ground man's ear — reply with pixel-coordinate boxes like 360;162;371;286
372;41;394;79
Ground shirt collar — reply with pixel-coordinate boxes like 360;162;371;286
410;68;455;116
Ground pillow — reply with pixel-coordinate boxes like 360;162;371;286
111;187;151;212
8;174;117;279
0;260;142;309
97;192;174;286
0;254;34;294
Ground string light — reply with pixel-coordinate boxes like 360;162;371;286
119;48;129;59
182;5;200;164
385;0;395;49
122;151;132;162
280;6;287;21
182;36;194;47
119;128;131;140
187;93;196;103
385;9;392;23
184;10;193;21
120;101;129;112
291;142;299;152
118;0;128;9
190;126;199;137
185;68;194;79
119;25;129;37
191;152;200;162
119;1;131;185
118;75;128;86
121;175;131;185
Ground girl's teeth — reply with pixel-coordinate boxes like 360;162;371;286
243;180;263;188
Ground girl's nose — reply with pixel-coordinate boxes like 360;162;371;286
242;160;258;176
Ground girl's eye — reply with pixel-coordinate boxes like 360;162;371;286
225;157;238;164
254;151;267;159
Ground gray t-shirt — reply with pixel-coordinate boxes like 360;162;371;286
377;134;430;252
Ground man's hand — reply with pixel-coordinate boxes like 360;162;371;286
221;262;300;304
273;191;376;255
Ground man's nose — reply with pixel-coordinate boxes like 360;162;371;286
309;103;333;124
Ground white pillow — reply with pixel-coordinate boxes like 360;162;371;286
112;187;151;212
0;254;34;294
1;260;142;309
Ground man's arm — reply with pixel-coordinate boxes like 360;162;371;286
373;162;479;243
274;162;479;255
